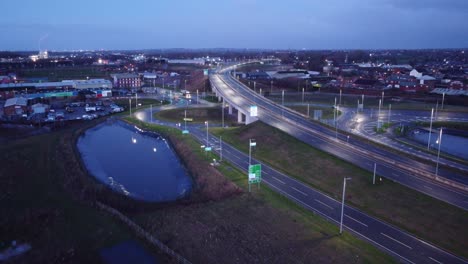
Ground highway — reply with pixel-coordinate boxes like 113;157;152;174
210;66;468;210
134;106;467;264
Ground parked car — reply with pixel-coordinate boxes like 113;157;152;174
85;106;96;112
82;114;93;120
96;106;104;111
66;107;75;113
111;106;124;113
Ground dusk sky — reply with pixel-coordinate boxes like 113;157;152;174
1;0;467;51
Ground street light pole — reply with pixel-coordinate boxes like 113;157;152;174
340;177;352;234
282;90;285;117
373;163;376;185
196;89;199;104
129;98;132;117
381;91;384;107
388;104;391;125
205;121;209;147
427;108;434;150
307;103;310;117
435;128;443;176
150;104;153;123
339;89;342;106
270;80;273;93
135;93;138;109
253;81;256;93
362;94;364;109
302;87;305;103
441;92;445;110
378;99;382;129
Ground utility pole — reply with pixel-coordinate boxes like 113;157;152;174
307;103;310;117
270;80;273;93
129;98;132;117
150;104;153;123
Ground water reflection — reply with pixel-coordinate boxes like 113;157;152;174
77;121;192;202
411;129;468;160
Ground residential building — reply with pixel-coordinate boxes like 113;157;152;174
110;73;141;88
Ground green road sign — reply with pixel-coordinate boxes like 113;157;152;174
248;164;262;183
183;118;193;121
205;147;212;152
182;130;189;134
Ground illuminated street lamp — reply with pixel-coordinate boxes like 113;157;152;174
340;177;352;234
435;128;443;176
427;108;434;150
205;121;209;147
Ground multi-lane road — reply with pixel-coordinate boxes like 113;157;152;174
135;106;467;264
209;67;468;211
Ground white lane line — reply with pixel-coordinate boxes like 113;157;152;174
428;257;443;264
263;171;269;175
314;199;334;210
345;214;368;227
423;185;433;190
380;233;413;250
392;173;400;177
272;176;285;184
291;186;308;196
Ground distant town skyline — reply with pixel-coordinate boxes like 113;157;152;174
1;0;468;51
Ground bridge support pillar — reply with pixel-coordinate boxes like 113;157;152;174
228;105;233;115
237;111;243;123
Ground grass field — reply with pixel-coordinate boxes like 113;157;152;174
267;93;468;112
125;118;395;263
211;122;468;258
154;107;237;125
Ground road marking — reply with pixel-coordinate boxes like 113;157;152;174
314;199;334;210
291;186;308;196
428;257;443;264
272;176;285;184
423;185;433;190
380;233;412;250
345;214;368;227
392;173;400;177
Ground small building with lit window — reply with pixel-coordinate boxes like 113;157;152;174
110;73;141;88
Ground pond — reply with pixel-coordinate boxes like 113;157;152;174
77;120;192;202
410;129;468;160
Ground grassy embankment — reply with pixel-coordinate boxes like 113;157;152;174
211;122;468;258
0;119;171;263
124;117;395;263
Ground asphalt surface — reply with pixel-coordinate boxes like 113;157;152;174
134;106;467;264
210;68;468;211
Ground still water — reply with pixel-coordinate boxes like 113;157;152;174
77;121;192;202
411;129;468;160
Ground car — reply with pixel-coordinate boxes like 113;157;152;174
85;106;96;112
96;106;104;111
66;107;75;113
111;106;123;113
82;114;93;120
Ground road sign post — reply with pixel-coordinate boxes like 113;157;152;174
248;164;262;192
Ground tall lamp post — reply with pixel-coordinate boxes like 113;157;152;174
435;128;443;176
270;80;273;93
129;98;132;117
441;92;445;110
205;121;209;148
427;108;434;150
281;90;285;117
340;177;352;234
